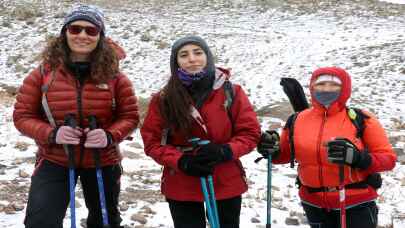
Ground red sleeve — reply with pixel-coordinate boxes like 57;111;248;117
13;68;54;144
140;94;183;169
227;85;261;159
106;73;139;142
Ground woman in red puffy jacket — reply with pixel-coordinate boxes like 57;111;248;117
141;35;260;228
258;67;396;228
13;5;138;228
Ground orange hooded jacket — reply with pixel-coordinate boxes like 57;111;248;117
275;67;396;209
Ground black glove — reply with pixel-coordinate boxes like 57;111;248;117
177;154;214;177
327;138;371;169
197;143;233;164
257;130;280;159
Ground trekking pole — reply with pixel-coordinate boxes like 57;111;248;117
88;115;110;228
266;154;272;228
339;165;346;228
207;174;220;228
189;138;220;228
200;177;218;228
63;114;77;228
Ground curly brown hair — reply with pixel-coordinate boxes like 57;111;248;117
41;33;119;83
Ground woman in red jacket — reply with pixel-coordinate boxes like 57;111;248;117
258;67;396;228
13;5;139;228
141;35;260;228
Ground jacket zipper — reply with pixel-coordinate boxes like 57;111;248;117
76;80;85;168
317;110;328;209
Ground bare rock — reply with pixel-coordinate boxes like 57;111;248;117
256;101;294;120
12;202;25;211
19;169;29;178
3;202;24;214
285;217;300;226
120;203;129;211
130;213;147;224
398;155;405;165
14;141;30;152
127;142;143;149
140;32;152;42
251;217;261;223
122;150;143;159
140;205;155;215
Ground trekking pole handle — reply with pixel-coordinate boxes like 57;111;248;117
64;114;77;128
87;115;101;165
88;115;98;130
63;114;77;167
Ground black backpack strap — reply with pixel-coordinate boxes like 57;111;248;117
284;112;299;168
347;107;369;139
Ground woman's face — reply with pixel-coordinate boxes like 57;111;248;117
176;44;207;74
313;81;342;92
66;20;100;61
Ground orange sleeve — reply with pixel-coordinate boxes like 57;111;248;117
361;113;396;173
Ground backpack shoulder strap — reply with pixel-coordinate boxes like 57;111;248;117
347;107;369;139
284;112;300;168
40;64;57;127
223;79;235;121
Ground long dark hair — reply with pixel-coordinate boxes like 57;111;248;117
41;32;119;84
159;36;216;135
159;75;194;135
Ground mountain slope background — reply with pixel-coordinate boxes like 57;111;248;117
0;0;404;227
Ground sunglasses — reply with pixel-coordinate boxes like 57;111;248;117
67;25;100;36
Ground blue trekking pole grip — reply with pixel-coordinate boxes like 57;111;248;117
64;114;77;228
88;115;110;228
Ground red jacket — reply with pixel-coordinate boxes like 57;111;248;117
141;68;260;201
13;44;139;168
276;67;396;209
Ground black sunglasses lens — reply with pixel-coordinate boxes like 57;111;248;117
67;25;100;36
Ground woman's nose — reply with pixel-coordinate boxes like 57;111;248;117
188;54;196;62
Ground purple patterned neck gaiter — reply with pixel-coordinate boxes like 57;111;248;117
177;68;207;87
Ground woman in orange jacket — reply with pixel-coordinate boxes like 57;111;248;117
257;67;396;228
13;5;138;228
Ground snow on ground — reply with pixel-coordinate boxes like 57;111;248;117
380;0;405;4
0;0;404;227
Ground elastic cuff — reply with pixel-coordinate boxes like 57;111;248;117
48;127;60;144
106;131;114;147
222;144;233;161
356;152;372;170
